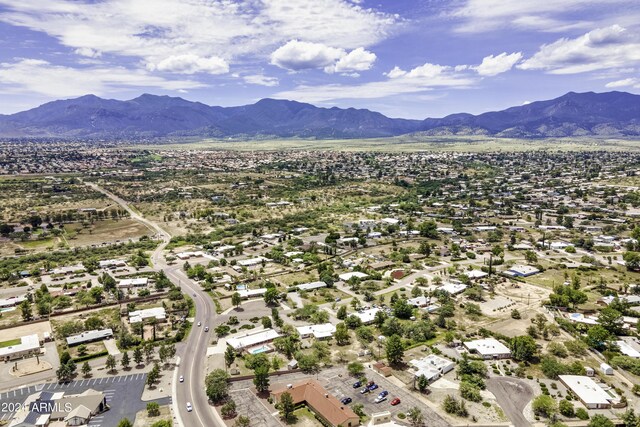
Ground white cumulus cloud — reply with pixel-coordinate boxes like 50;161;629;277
326;47;376;73
0;58;204;97
243;74;279;87
519;25;640;74
271;40;345;71
149;54;229;75
605;77;640;88
474;52;522;76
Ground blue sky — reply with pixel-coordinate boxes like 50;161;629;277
0;0;639;118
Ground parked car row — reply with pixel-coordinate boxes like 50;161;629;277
345;381;401;407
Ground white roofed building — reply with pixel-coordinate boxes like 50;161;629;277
354;307;380;325
339;272;369;281
296;323;336;340
296;281;327;292
409;355;455;383
0;334;41;362
559;375;622;409
129;307;166;323
227;329;281;351
117;277;148;288
464;338;511;359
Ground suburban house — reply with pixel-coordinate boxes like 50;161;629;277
296;281;327;292
338;272;369;281
237;288;267;299
463;338;512;359
66;329;113;347
503;264;540;277
353;307;381;325
559;375;623;409
129;307;166;323
296;323;336;340
271;380;359;427
226;328;281;352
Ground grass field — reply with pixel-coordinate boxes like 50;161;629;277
127;136;640;152
0;338;21;348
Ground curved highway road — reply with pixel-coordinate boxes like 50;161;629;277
84;180;223;427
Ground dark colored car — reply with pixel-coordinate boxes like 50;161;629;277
352;381;361;388
340;397;352;404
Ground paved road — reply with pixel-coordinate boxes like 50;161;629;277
84;181;223;427
486;376;533;427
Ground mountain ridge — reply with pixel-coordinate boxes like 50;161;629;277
1;91;639;139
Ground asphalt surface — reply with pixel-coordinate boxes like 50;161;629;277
85;181;223;427
0;374;169;427
486;376;533;427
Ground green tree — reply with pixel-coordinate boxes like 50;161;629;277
623;251;640;270
559;399;575;417
416;374;429;393
511;335;538;362
393;299;414;319
117;419;133;427
418;220;438;238
532;395;557;418
221;400;237;418
279;392;295;422
205;369;230;403
253;364;270;393
133;347;143;365
232;292;242;308
336;305;347;320
587;415;614;427
56;364;72;382
234;415;251;427
106;355;117;373
147;402;160;416
598;307;624;335
585;325;612;351
347;362;364;376
407;406;425;427
20;300;33;321
385;334;405;366
459;380;482;402
225;346;236;368
264;288;279;306
120;351;131;369
334;322;350;345
81;361;92;377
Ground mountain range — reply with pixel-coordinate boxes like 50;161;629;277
1;91;639;139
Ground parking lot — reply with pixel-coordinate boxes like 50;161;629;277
0;373;170;427
322;369;449;427
229;387;281;427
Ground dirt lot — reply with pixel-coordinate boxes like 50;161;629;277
0;320;52;341
64;219;152;247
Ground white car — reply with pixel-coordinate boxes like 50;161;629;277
186;402;193;412
179;375;184;383
204;326;209;332
197;322;201;327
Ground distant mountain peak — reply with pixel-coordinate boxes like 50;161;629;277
1;91;639;140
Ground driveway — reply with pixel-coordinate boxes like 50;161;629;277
103;338;121;356
486;376;533;427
